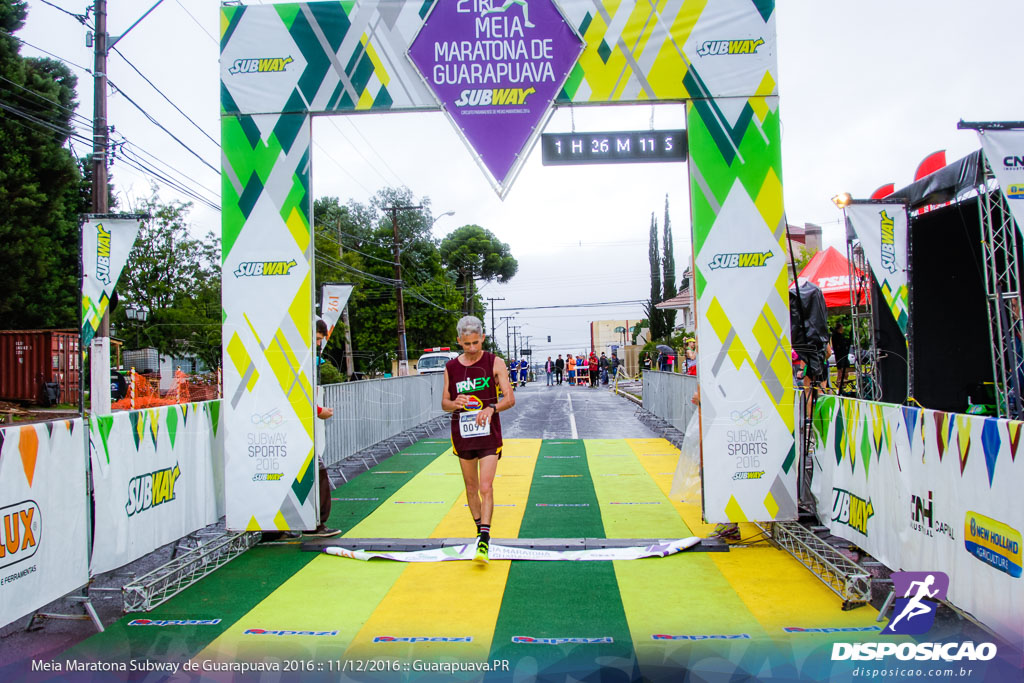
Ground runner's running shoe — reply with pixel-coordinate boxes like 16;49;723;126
473;539;490;565
306;526;342;538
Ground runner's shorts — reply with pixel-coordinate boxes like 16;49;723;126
453;447;502;461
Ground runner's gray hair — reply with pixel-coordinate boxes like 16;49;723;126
456;315;484;337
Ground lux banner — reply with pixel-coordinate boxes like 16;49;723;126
81;217;143;347
845;203;910;337
320;282;353;347
0;420;88;628
977;129;1024;235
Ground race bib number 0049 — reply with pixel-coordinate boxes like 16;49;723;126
459;410;491;439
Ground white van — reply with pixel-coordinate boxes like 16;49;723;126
415;347;460;374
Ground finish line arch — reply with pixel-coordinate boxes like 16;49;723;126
219;0;794;532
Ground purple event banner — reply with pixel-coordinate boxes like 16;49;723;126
408;0;583;191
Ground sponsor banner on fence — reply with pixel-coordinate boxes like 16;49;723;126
320;282;353;346
89;402;225;574
811;395;1023;642
845;203;909;337
81;217;142;347
977;128;1024;234
0;419;88;628
689;94;797;524
324;538;700;563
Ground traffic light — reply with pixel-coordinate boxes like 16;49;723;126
547;335;551;342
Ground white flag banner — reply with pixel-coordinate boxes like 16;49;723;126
846;203;910;336
320;283;353;346
82;217;143;347
978;129;1024;235
323;538;701;563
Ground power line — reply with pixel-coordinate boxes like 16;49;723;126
173;0;217;44
111;45;219;148
492;300;647;311
37;0;90;25
0;29;94;73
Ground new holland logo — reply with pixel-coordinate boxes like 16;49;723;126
0;500;40;569
879;210;898;273
126;464;181;517
95;223;112;285
234;260;297;277
964;510;1022;578
1007;183;1024;199
708;251;773;270
454;87;536;107
697;38;765;56
228;57;293;74
831;488;874;536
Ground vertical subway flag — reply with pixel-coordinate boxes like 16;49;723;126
81;217;143;347
320;282;354;346
977;129;1024;235
846;203;910;337
407;0;584;197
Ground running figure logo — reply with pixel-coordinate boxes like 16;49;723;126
484;0;536;28
882;571;949;635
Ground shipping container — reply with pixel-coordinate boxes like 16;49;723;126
0;329;81;405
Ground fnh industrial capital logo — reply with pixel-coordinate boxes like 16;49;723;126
831;570;997;663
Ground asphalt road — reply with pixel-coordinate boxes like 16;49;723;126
499;378;656;439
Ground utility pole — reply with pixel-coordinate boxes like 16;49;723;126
500;315;515;358
89;0;111;415
387;205;422;375
336;219;355;378
486;297;504;349
511;325;521;358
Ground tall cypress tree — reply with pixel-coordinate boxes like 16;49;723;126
661;195;677;333
646;212;664;340
0;1;84;328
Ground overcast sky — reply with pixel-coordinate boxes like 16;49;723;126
17;0;1024;358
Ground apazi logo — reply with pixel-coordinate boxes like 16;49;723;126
879;210;898;274
697;38;765;56
244;628;338;636
882;571;948;635
512;636;613;644
234;260;297;277
454;87;536;107
95;223;112;285
128;619;222;627
0;500;41;569
373;636;472;643
708;251;773;270
652;634;750;640
831;487;874;535
126;464;181;517
228;57;293;75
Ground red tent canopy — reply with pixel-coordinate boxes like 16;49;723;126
797;246;870;308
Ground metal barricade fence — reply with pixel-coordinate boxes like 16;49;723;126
320;374;446;466
641;370;699;433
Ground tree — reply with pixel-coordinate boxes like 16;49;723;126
313;188;463;375
114;194;221;366
0;1;85;328
645;212;666;340
661;195;677;333
439;225;517;315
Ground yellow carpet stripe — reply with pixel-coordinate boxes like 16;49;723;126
343;440;541;663
627;439;884;637
591;439;769;670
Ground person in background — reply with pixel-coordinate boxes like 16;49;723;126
599;352;609;385
686;339;697;376
588;351;599;388
310;320;341;537
510;357;520;387
545;356;554;386
555;354;565;385
832;321;851;396
610;352;620;381
643;353;652;373
567;353;576;386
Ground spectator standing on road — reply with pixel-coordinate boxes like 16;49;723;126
610;352;620;381
599;352;609;385
567;353;576;386
510;358;519;387
588;352;599;388
545;356;554;386
555;354;564;385
311;320;341;537
643;353;652;373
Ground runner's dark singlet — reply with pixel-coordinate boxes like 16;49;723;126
446;351;503;455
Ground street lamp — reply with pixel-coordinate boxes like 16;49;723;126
124;304;149;350
431;210;455;229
